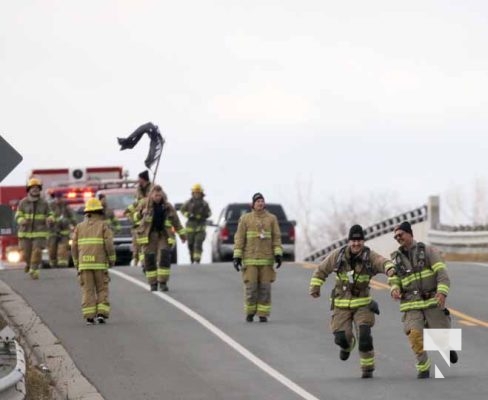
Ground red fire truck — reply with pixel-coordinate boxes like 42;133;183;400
31;166;125;203
0;185;26;265
1;166;127;267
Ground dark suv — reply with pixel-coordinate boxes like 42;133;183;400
211;203;296;262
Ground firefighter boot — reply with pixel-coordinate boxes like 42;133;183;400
259;316;268;323
246;314;254;322
24;265;30;273
361;369;374;379
159;282;168;292
150;283;158;291
417;370;430;379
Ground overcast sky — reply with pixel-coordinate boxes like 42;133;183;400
2;0;488;228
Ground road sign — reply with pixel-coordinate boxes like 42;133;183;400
0;136;23;183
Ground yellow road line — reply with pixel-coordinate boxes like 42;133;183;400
298;262;488;329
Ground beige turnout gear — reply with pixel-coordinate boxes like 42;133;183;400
71;213;115;320
388;241;452;375
180;195;211;263
309;245;395;373
233;209;282;318
15;194;54;279
134;192;186;290
48;198;77;267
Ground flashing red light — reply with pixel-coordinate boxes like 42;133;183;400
83;191;93;199
67;192;76;199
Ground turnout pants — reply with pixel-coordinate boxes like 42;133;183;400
48;234;70;267
242;265;276;317
19;238;45;279
402;307;452;373
186;224;206;263
331;306;376;371
79;269;110;319
144;231;172;285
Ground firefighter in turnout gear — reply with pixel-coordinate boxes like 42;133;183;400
98;194;121;233
135;185;186;292
48;191;77;268
72;198;115;325
389;221;458;379
180;183;211;263
15;178;54;279
124;170;153;268
233;193;283;323
309;225;396;379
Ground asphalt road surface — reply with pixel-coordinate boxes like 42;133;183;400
1;261;487;400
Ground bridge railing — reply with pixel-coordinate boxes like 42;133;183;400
303;205;428;263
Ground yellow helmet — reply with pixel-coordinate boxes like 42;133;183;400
26;178;42;191
84;198;104;213
191;183;203;193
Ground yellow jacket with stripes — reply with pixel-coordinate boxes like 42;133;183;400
233;209;283;266
388;241;450;312
309;245;395;309
71;214;115;270
15;195;54;240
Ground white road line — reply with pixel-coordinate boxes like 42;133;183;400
110;269;320;400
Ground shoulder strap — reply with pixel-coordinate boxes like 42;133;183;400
334;245;348;272
361;247;373;275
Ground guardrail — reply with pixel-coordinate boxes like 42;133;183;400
428;229;488;253
303;205;428;262
0;326;26;400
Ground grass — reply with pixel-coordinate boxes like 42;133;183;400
443;253;488;262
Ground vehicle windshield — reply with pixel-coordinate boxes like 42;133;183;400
0;205;16;234
226;204;287;221
104;193;135;211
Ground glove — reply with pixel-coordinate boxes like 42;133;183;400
369;300;380;315
275;255;282;269
233;257;242;272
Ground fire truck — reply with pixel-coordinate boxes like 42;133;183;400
0;185;26;266
31;166;125;204
1;166;129;267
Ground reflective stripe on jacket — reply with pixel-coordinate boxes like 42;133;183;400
233;209;282;266
72;214;115;270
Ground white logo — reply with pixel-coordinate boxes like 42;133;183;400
423;329;462;378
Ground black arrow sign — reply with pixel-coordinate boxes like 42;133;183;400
0;135;23;183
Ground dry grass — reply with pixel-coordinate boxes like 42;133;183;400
443;253;488;262
25;362;53;400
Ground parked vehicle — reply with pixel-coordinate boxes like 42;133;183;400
211;203;296;262
0;185;27;266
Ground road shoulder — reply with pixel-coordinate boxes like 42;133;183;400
0;278;104;400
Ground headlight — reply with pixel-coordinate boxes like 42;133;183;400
7;250;21;263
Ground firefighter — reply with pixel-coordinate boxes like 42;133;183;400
233;193;283;323
180;183;211;264
389;221;458;378
135;185;186;292
309;224;396;379
48;191;77;268
71;198;115;325
98;194;121;233
124;170;153;268
15;178;54;279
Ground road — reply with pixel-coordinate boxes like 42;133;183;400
0;261;487;400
